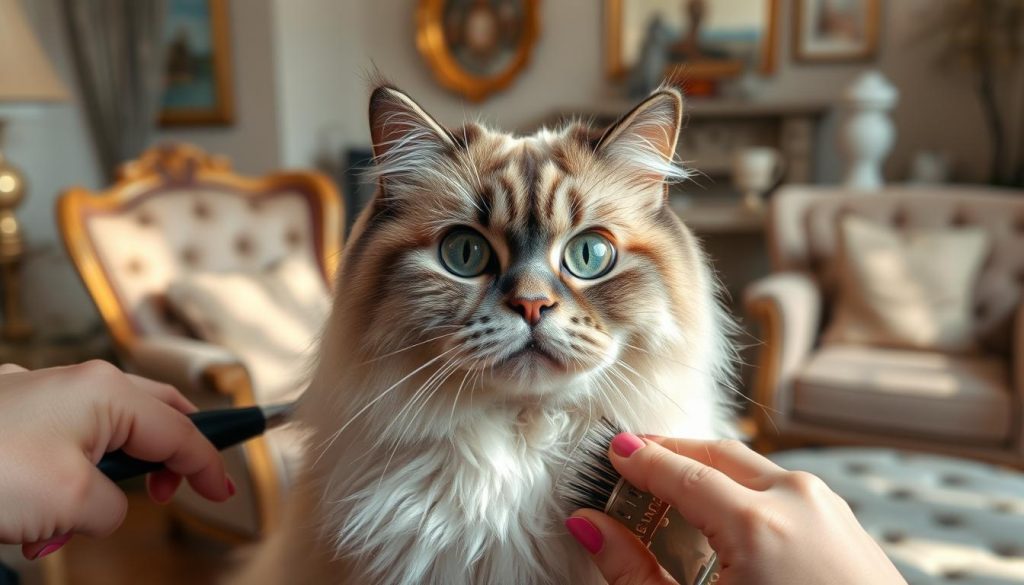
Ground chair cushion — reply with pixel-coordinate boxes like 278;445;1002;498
793;345;1012;443
823;215;989;353
166;256;329;402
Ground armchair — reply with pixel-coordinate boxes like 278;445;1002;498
57;144;342;539
745;185;1024;466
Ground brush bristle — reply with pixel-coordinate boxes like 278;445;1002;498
555;418;623;513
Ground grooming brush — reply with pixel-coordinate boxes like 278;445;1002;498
97;403;295;482
557;417;721;585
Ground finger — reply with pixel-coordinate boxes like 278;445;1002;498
125;374;197;414
69;468;129;537
0;363;27;375
21;534;72;561
609;433;754;533
644;437;784;487
146;469;183;504
115;394;231;502
567;510;676;585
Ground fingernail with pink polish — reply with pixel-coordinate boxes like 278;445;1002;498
32;534;71;560
226;477;236;497
611;432;645;458
566;517;603;554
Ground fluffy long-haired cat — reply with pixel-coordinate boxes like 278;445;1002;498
232;83;735;585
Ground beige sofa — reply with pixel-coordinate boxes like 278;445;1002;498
57;144;342;540
745;185;1024;466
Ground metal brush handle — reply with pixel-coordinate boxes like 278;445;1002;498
608;480;720;585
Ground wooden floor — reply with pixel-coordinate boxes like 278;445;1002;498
61;489;232;585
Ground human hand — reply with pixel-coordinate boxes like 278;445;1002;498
0;361;233;560
566;435;907;585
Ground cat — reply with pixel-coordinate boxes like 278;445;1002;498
230;83;735;585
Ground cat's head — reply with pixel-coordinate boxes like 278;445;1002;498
335;84;711;409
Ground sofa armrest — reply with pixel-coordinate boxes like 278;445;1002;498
743;272;823;424
127;335;246;396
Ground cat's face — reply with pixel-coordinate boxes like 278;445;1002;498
340;86;706;404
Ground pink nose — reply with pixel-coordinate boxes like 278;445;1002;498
507;297;556;326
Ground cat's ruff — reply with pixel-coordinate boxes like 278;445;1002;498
229;84;735;585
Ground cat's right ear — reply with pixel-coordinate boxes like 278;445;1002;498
369;86;456;168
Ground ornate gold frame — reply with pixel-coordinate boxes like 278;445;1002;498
416;0;540;102
605;0;780;79
159;0;235;126
57;143;342;538
792;0;880;63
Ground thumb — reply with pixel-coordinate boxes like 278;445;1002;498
567;510;678;585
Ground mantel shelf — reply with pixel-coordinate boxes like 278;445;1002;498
543;98;833;127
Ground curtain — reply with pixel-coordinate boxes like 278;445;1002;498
61;0;167;181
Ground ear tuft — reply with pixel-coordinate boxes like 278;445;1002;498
596;87;686;184
368;85;455;175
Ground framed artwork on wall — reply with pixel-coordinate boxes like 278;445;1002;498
793;0;880;63
159;0;234;126
605;0;780;81
416;0;540;102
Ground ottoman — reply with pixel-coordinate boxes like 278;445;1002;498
770;448;1024;584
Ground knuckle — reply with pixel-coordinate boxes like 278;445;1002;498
733;501;768;530
169;410;197;437
156;382;180;401
783;470;830;498
714;438;749;455
76;359;121;379
675;459;715;491
72;361;125;394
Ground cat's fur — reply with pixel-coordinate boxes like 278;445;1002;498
231;84;735;585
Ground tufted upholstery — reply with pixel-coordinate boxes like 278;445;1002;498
87;190;325;340
771;448;1024;584
745;185;1024;467
769;186;1024;353
58;144;342;540
86;188;329;344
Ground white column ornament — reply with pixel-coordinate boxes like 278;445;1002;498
840;71;899;190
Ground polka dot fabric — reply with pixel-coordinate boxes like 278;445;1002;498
771;448;1024;584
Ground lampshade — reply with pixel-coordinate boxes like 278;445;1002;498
0;0;69;102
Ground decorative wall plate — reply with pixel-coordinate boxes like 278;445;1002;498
416;0;540;102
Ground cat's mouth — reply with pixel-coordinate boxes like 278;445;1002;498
501;340;566;371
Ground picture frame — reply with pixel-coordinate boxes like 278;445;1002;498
159;0;234;126
793;0;880;63
416;0;540;102
605;0;780;80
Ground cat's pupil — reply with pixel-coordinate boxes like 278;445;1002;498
582;242;591;265
462;241;471;263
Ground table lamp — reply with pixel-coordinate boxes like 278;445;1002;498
0;0;69;341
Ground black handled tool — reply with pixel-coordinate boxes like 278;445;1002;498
98;403;295;482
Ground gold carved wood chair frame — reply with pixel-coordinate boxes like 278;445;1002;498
57;143;342;539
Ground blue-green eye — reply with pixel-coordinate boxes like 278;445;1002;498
440;229;492;277
563;231;616;279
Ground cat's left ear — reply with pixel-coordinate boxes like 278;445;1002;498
595;88;685;186
369;85;457;172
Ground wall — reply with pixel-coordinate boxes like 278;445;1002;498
272;0;1006;184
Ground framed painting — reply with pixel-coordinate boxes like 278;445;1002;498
159;0;234;126
793;0;880;62
605;0;780;81
416;0;540;102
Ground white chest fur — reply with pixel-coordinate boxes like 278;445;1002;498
318;409;602;585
